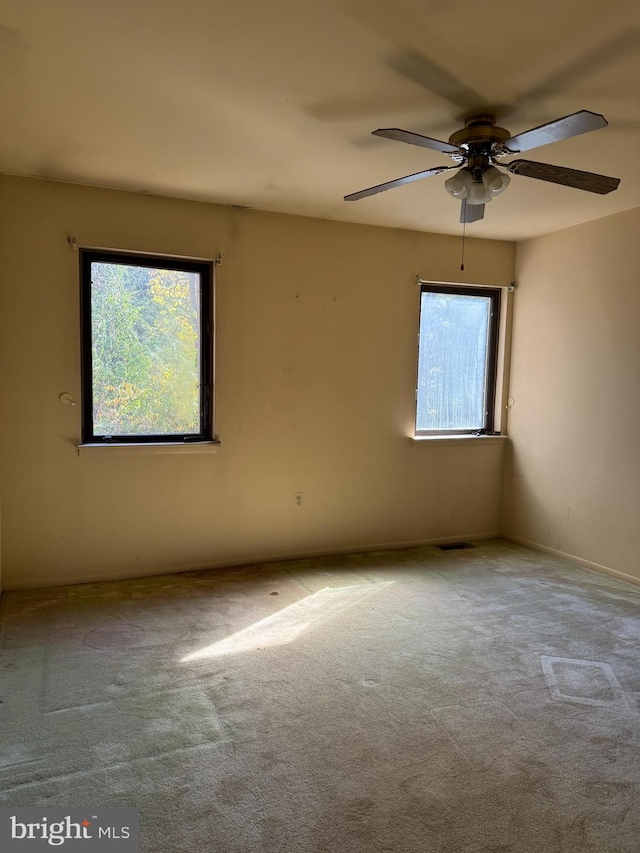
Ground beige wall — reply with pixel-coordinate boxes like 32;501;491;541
504;207;640;583
0;176;515;589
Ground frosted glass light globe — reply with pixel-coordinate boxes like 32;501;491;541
482;166;511;196
444;170;472;199
467;181;492;205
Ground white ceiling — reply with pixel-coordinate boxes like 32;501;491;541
1;0;638;240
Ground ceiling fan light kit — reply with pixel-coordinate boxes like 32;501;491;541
344;110;620;223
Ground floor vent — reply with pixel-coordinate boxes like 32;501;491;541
436;542;475;551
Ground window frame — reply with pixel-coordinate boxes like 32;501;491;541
80;248;214;445
415;282;501;437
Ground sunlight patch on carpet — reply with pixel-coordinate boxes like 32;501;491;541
181;583;392;661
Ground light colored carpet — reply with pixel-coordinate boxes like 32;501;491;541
1;539;639;852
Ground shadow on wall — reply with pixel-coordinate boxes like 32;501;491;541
504;441;575;553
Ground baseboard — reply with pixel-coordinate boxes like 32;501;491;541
504;534;640;588
3;530;502;590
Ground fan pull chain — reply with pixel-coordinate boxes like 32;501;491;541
460;217;467;271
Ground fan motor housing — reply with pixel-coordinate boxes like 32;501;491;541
449;116;511;150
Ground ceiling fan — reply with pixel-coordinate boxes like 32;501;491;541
344;110;620;223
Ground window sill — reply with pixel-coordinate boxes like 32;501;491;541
411;435;507;447
77;441;220;456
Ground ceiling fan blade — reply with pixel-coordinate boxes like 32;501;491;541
344;165;454;201
373;128;462;155
460;200;485;223
507;160;620;194
504;110;608;153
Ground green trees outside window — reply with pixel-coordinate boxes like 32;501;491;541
81;252;212;442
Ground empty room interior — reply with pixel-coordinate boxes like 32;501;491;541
0;1;639;851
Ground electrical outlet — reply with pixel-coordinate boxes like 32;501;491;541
294;491;303;508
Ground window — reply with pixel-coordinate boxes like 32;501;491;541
415;283;500;436
81;250;213;444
